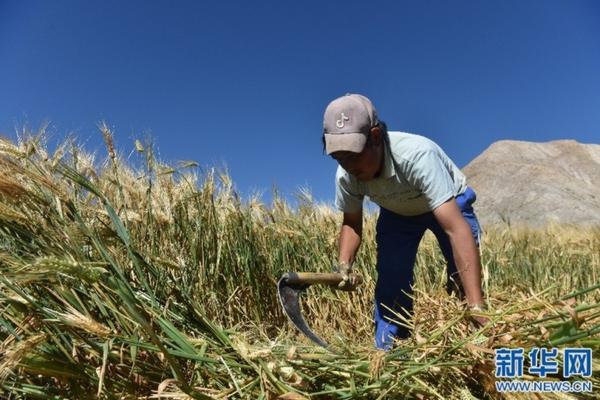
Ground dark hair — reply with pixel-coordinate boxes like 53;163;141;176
378;120;388;135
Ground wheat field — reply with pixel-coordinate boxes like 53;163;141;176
0;125;598;399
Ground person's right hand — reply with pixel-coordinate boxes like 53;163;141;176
335;261;357;290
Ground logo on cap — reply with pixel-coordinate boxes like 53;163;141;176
336;113;349;128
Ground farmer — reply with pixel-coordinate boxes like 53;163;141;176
322;93;487;350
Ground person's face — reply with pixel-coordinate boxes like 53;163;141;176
331;128;383;181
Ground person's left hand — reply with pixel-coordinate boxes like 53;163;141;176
468;304;490;328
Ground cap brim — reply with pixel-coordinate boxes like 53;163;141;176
324;133;366;155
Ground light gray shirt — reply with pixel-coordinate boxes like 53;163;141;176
335;131;467;216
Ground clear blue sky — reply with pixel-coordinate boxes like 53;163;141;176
1;1;599;205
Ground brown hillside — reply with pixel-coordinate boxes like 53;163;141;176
463;139;600;227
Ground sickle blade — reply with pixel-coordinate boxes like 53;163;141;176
277;276;329;348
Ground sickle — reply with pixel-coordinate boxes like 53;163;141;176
277;272;363;349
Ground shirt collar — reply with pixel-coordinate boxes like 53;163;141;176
380;133;396;179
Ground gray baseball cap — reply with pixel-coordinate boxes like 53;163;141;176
323;93;379;155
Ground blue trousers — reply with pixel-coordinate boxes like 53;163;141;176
373;187;482;349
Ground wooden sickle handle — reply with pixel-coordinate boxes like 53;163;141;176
282;272;364;287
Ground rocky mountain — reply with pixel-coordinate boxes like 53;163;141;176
462;139;600;227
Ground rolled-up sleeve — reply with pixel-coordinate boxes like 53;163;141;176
334;167;364;213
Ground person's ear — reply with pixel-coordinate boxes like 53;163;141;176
370;126;382;146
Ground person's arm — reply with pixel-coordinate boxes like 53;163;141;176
334;210;363;289
432;198;484;307
333;167;364;287
338;210;363;265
